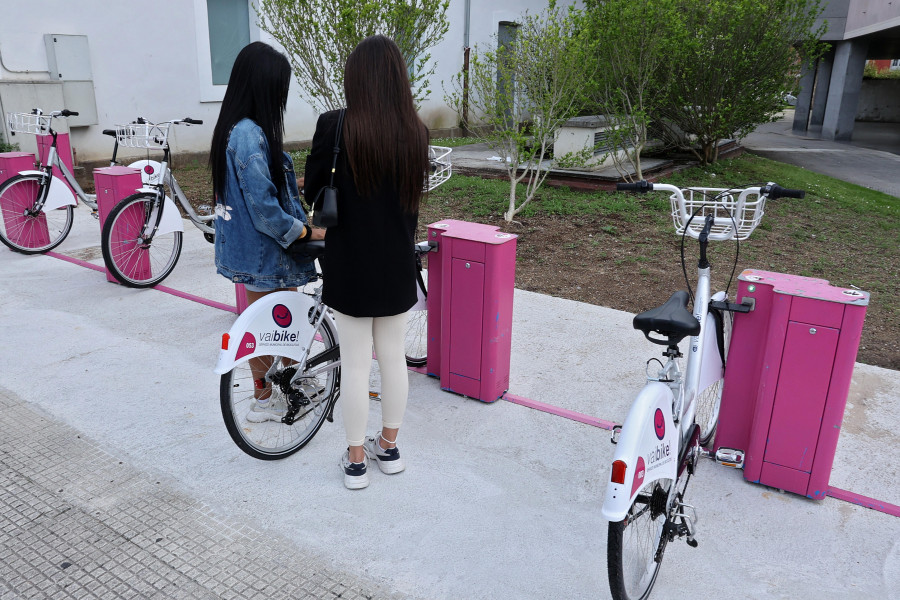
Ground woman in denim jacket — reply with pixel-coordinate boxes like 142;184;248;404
210;41;323;422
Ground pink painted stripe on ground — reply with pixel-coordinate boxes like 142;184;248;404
46;251;239;314
828;487;900;518
503;392;620;431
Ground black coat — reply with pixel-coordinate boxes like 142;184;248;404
304;109;420;317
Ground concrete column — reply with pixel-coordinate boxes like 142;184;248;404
809;48;835;127
822;39;869;141
792;58;817;133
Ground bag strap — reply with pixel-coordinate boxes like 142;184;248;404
328;108;345;187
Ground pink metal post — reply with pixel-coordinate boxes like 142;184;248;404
437;220;517;403
426;220;490;377
37;133;76;197
93;166;146;283
717;269;869;499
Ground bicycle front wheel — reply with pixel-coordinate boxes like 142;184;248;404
405;267;428;367
101;192;182;287
220;315;340;460
0;174;73;254
607;478;673;600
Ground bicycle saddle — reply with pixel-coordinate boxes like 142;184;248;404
293;239;325;261
633;290;701;346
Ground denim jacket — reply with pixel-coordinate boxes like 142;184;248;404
214;118;316;288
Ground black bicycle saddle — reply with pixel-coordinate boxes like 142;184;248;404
294;239;325;261
633;290;701;346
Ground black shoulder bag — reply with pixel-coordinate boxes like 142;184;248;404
311;108;344;228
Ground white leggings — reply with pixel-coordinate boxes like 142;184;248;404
332;310;409;446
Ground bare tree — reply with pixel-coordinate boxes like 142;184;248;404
256;0;450;112
446;3;591;222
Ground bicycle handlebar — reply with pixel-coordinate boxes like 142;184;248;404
180;118;203;125
760;183;805;199
615;181;653;193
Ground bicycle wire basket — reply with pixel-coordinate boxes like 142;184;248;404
7;112;52;135
114;122;171;149
426;145;452;191
671;187;766;241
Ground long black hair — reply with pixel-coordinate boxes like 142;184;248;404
343;35;429;214
210;42;291;203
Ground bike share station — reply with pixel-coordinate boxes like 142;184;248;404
424;219;517;403
92;165;147;282
715;269;869;500
0;125;76;249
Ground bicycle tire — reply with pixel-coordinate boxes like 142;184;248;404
0;174;73;254
220;315;340;460
101;192;182;287
607;478;672;600
405;267;428;367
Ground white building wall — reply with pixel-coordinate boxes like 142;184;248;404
0;0;573;161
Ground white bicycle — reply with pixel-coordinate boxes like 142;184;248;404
214;146;451;460
601;180;805;600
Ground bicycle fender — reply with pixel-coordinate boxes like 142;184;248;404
601;382;678;522
134;188;184;235
14;172;77;211
127;160;163;186
696;291;726;393
214;291;319;375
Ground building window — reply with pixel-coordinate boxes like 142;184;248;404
193;0;257;101
891;59;900;71
207;0;251;85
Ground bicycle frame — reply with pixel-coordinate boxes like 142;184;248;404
135;156;214;236
20;136;96;212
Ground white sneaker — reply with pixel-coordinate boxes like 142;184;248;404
246;397;287;423
340;450;369;489
363;432;405;474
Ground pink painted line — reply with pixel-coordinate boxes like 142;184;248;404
46;251;239;314
828;486;900;518
47;251;106;273
502;392;620;431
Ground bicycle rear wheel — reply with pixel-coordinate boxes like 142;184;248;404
101;192;182;287
607;478;673;600
405;266;428;367
0;174;73;254
220;315;340;460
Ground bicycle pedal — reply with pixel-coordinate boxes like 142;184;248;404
90;211;99;220
715;447;745;468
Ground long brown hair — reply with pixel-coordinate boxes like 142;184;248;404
343;35;429;213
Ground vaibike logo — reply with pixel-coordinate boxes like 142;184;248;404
272;304;292;328
258;329;299;343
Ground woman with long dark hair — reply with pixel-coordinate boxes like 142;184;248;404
210;41;323;423
305;35;430;489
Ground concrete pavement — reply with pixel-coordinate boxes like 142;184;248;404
741;111;900;198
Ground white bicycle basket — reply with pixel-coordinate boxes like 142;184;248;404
115;122;171;149
7;112;52;135
671;187;765;241
427;145;452;191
